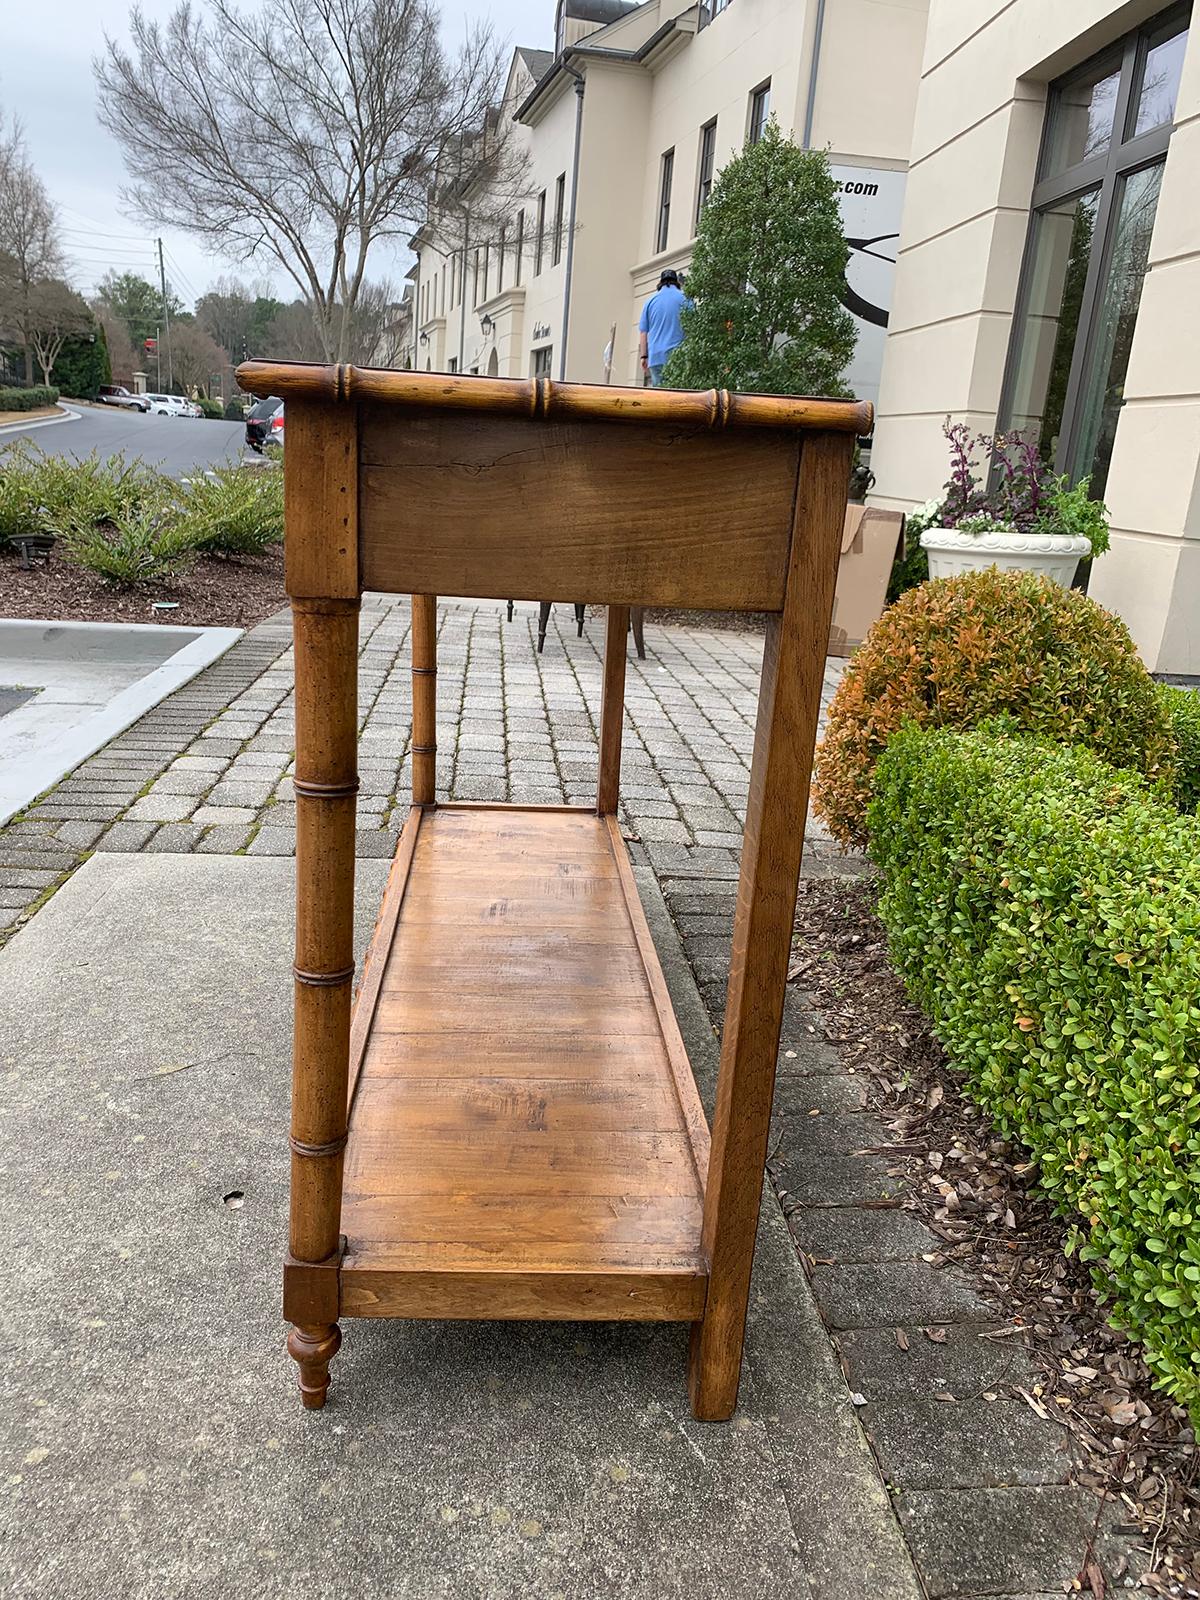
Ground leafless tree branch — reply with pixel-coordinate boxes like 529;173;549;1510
94;0;523;362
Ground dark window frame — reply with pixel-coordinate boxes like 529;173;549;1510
996;2;1189;483
552;172;566;266
695;119;717;232
534;190;547;275
748;80;771;145
514;209;525;285
656;149;674;253
532;344;553;378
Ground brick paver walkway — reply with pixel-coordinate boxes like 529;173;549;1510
0;595;1130;1595
0;597;844;942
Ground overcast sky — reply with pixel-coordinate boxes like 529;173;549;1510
1;0;552;311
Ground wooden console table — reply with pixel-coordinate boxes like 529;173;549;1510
235;359;868;1421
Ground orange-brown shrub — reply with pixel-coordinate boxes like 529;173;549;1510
812;568;1176;848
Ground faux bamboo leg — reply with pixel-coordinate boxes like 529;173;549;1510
287;1323;342;1410
597;605;629;815
574;603;586;637
537;601;552;653
287;596;360;1410
411;594;437;806
688;433;853;1421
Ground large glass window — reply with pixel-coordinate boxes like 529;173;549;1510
998;4;1189;497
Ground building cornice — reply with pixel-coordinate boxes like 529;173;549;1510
516;7;701;124
478;285;528;319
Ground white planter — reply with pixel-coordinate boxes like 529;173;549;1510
920;526;1091;587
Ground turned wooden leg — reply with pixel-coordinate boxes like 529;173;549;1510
287;1322;341;1410
506;600;514;622
537;600;552;653
574;603;586;636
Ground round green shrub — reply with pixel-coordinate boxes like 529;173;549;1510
868;724;1200;1417
813;569;1176;848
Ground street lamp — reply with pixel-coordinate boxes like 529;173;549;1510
479;313;494;338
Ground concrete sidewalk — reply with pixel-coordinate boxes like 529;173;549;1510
0;852;912;1600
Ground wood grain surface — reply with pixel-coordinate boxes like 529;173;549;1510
338;807;709;1320
358;409;799;610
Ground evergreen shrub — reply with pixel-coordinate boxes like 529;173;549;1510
175;462;283;556
868;724;1200;1415
812;569;1175;847
0;385;59;412
1160;683;1200;814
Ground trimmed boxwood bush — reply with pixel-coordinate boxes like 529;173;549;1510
868;723;1200;1415
1159;682;1200;814
813;569;1176;848
0;385;59;412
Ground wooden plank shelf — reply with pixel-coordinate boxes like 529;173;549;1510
237;358;863;1420
338;804;710;1321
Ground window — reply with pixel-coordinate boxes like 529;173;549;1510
698;0;733;27
997;5;1188;499
472;248;480;307
532;345;553;378
552;173;566;266
748;80;771;145
695;120;717;230
656;149;674;253
447;357;458;374
514;209;525;284
439;263;446;315
498;225;506;293
481;242;489;303
534;190;546;275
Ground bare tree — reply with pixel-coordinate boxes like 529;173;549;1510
96;0;523;362
171;319;235;394
26;280;92;387
91;300;139;387
0;118;63;383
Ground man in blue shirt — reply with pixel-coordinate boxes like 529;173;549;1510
638;270;691;386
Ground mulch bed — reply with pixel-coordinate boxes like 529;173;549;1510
0;543;287;629
790;875;1200;1597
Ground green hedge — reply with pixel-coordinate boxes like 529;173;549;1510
1159;682;1200;814
0;385;59;412
868;724;1200;1415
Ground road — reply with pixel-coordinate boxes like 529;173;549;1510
0;403;248;478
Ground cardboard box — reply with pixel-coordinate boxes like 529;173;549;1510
828;505;906;657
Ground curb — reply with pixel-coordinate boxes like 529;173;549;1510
0;404;81;436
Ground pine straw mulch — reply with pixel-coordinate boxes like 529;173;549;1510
790;874;1200;1598
0;543;287;629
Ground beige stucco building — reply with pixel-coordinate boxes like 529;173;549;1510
411;0;928;405
870;0;1198;673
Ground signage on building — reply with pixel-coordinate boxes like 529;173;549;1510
532;321;552;341
830;165;907;415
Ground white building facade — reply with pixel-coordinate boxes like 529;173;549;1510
410;0;929;404
869;0;1199;673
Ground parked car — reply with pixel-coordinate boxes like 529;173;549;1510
245;396;284;452
97;384;149;413
144;393;192;418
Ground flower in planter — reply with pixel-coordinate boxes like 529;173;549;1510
932;418;1110;557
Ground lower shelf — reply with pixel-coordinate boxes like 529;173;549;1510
337;804;711;1322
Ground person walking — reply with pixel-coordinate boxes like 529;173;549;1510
638;269;691;387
